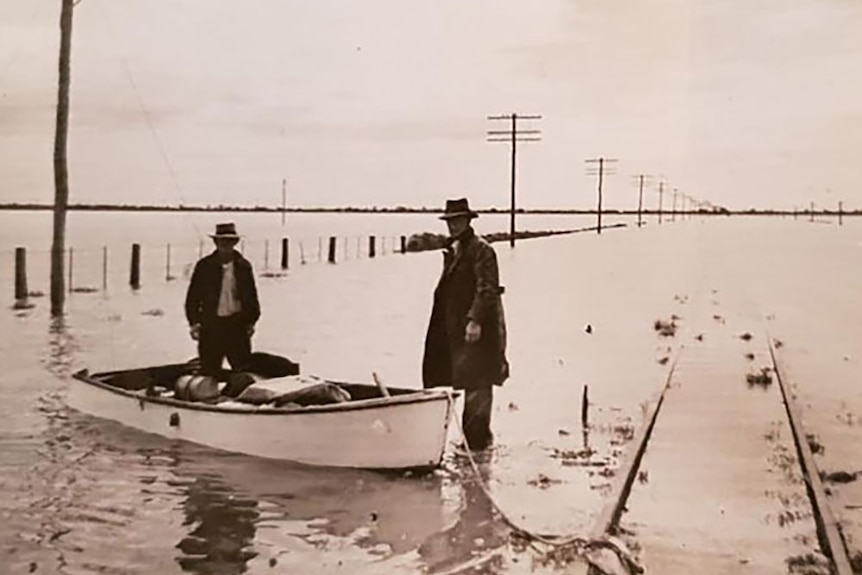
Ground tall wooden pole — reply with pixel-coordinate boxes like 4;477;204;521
509;113;517;248
50;0;75;316
671;188;678;222
637;174;644;228
585;157;616;234
486;113;541;247
658;182;664;224
596;157;604;235
281;178;286;226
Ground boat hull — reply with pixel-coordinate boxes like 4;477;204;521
68;371;456;470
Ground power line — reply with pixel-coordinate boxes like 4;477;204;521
630;174;654;228
584;157;618;235
486;113;543;247
97;2;202;239
656;181;666;224
671;188;679;222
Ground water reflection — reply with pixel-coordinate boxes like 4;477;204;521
45;315;77;379
176;474;260;574
418;459;507;574
167;445;453;573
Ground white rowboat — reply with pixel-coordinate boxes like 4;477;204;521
70;364;457;471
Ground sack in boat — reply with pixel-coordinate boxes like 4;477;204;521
115;369;156;391
240;352;300;378
235;386;279;405
272;382;351;407
175;374;219;402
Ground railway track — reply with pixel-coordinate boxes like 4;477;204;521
576;329;853;575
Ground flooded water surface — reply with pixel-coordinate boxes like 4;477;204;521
2;213;862;574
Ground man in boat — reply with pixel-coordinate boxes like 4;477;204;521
185;222;261;376
422;198;509;452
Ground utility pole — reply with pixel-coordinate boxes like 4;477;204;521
631;174;652;228
810;201;815;223
671;188;678;222
657;181;665;224
50;0;75;317
281;178;286;226
486;113;542;247
584;157;618;234
839;201;844;226
637;174;645;228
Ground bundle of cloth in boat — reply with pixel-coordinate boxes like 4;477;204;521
216;352;351;408
173;351;302;403
221;352;300;397
231;375;352;407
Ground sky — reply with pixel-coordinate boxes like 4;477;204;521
0;0;860;211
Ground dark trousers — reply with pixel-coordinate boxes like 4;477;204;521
198;315;251;376
463;387;493;450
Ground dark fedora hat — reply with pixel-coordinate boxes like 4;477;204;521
209;222;241;240
439;198;479;220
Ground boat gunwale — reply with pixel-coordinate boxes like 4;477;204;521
71;368;457;416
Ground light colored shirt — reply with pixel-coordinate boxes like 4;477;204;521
217;261;242;317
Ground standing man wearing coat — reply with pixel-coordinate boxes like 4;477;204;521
185;222;261;376
423;198;509;452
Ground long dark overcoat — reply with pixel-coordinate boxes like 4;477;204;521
184;250;261;329
422;228;509;391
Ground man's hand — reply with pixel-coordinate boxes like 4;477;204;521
465;319;482;343
189;323;201;341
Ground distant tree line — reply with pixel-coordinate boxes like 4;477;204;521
0;202;858;216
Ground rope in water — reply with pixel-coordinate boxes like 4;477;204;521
440;356;682;575
448;403;591;550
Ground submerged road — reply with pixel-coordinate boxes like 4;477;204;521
566;220;861;575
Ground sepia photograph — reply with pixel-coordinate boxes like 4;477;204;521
1;0;861;573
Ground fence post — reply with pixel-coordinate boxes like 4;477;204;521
328;236;337;264
130;243;141;289
369;236;376;258
14;247;27;301
68;247;74;293
400;235;407;254
264;239;270;269
281;238;289;270
102;246;108;291
166;243;171;281
581;384;589;430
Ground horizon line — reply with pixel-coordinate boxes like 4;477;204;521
0;202;857;216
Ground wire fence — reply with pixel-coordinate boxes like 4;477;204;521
3;234;411;301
